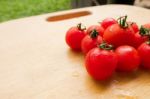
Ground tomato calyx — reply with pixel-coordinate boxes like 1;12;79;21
77;23;86;31
90;29;99;38
139;26;150;42
99;42;113;50
139;26;150;36
117;15;128;28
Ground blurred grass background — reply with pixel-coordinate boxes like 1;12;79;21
0;0;71;22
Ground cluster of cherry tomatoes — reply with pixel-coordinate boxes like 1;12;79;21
65;15;150;80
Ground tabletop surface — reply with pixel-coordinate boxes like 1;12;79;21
0;5;150;99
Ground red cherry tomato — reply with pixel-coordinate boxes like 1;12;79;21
103;23;135;47
103;16;135;47
101;18;117;30
138;42;150;69
85;43;118;80
128;22;139;33
134;32;149;48
65;23;86;51
81;30;103;54
133;26;150;48
115;45;141;72
86;25;104;36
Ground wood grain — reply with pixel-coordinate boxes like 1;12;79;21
0;5;150;99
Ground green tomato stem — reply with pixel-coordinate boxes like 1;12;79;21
139;26;150;37
77;23;86;31
118;15;128;28
90;29;99;38
99;42;113;50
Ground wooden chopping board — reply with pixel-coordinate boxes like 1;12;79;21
0;5;150;99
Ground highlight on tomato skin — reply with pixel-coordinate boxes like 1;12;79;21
115;45;141;72
65;23;86;51
85;43;118;80
138;42;150;69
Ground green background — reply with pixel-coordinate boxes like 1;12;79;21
0;0;71;22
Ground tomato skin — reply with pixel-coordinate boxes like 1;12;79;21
138;43;150;69
103;24;135;47
133;32;148;48
81;35;103;54
143;23;150;28
85;48;118;80
65;27;86;51
87;25;104;36
101;18;117;30
115;45;141;72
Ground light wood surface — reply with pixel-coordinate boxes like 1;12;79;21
0;5;150;99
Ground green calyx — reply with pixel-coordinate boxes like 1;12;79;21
139;26;150;36
99;42;113;50
118;15;128;28
77;23;86;31
90;29;99;38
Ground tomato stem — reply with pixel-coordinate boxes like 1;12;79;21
139;26;150;36
99;42;113;50
117;15;128;28
77;23;86;31
90;29;99;38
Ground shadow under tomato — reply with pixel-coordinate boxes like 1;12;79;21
84;74;114;94
115;70;140;81
84;68;150;94
113;68;150;85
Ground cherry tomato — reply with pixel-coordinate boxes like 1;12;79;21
85;43;118;80
86;25;104;36
65;23;86;51
134;32;148;48
81;30;103;54
115;45;140;72
103;24;135;47
138;42;150;69
133;26;150;48
101;18;117;30
103;16;135;47
128;22;139;33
